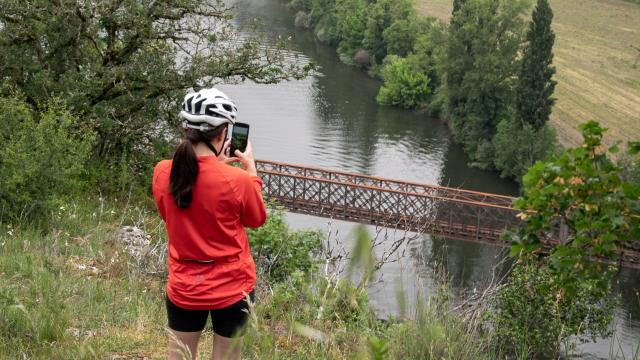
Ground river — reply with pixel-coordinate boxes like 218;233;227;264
220;0;640;357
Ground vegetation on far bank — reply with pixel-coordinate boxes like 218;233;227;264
284;0;640;183
285;0;560;181
414;0;640;149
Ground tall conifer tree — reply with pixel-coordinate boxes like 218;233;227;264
516;0;556;130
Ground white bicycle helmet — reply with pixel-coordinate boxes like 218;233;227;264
179;88;237;131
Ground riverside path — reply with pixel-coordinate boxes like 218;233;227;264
255;160;640;269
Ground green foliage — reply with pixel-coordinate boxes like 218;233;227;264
491;264;615;358
376;55;431;109
382;19;416;57
362;0;414;65
441;0;529;167
248;205;323;282
516;0;557;131
0;0;311;185
335;0;368;61
510;121;640;295
0;97;94;223
492;118;557;179
619;151;640;186
0;198;167;358
368;336;389;360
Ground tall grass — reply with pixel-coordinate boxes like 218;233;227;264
0;196;167;359
0;196;496;359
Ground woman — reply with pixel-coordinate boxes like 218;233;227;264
152;88;266;360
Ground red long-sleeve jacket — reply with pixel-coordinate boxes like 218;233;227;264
152;156;266;309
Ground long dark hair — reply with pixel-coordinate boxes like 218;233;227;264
170;125;226;208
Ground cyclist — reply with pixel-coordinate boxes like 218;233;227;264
152;88;266;359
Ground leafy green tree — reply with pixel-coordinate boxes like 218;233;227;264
491;264;615;358
0;97;95;222
335;0;368;62
499;121;639;357
382;19;416;57
516;0;557;130
310;0;340;43
492;119;557;179
510;121;640;294
363;0;414;65
376;55;430;109
0;0;311;162
409;18;447;113
441;0;529;167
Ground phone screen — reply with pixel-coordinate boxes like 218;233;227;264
230;123;249;155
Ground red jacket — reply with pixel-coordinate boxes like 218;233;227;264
152;156;266;309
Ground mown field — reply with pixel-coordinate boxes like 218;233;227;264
414;0;640;148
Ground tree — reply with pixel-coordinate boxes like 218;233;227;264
0;97;95;221
335;0;368;62
441;0;529;167
500;121;639;356
376;55;430;109
0;0;311;161
491;263;614;358
362;0;414;65
382;19;416;57
516;0;557;130
510;121;640;294
492;118;557;179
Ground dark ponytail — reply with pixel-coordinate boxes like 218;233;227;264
169;125;227;208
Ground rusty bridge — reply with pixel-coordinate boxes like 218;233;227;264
256;160;640;269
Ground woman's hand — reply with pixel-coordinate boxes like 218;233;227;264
219;139;257;176
233;141;258;177
218;139;239;164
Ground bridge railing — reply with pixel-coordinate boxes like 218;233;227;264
256;160;522;245
255;160;640;269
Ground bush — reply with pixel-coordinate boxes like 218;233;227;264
335;0;368;62
294;11;312;28
376;55;430;109
382;19;416;57
248;205;322;282
492;118;557;180
491;264;615;358
0;97;94;223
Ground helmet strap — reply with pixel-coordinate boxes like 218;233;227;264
198;125;228;157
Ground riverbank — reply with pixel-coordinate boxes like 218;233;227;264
414;0;640;149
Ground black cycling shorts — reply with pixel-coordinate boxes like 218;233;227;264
166;290;255;338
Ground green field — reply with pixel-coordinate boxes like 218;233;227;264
415;0;640;148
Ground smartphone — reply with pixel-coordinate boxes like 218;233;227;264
230;122;250;155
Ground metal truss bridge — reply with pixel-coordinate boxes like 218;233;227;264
255;160;640;269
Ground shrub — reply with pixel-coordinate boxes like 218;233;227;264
294;11;312;28
491;263;615;358
376;55;430;109
492;118;557;180
0;97;94;223
382;19;416;57
248;205;322;282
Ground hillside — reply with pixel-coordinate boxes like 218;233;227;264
414;0;640;148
